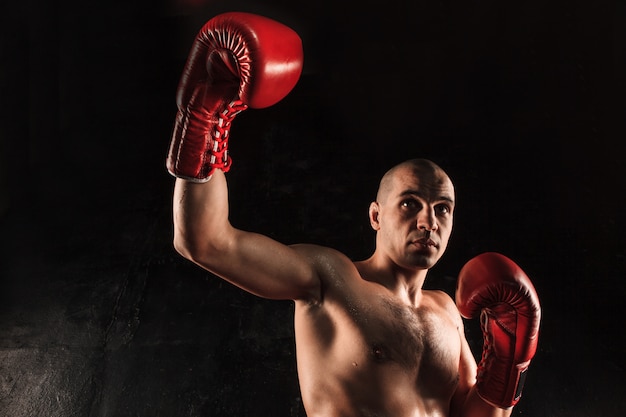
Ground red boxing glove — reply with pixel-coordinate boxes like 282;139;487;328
166;12;304;181
456;252;541;409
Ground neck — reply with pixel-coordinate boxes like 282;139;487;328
355;254;429;307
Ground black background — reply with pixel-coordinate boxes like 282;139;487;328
1;0;625;415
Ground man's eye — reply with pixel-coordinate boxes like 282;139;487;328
436;204;450;214
401;200;418;209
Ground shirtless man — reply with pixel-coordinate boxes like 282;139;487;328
166;12;541;417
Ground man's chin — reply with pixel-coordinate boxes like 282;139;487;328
407;252;440;270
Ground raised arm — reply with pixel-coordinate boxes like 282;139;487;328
168;12;319;301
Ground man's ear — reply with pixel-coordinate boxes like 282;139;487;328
369;201;381;231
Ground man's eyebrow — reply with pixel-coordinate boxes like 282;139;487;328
399;190;455;205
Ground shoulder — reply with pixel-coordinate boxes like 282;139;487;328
290;243;362;300
291;243;358;282
424;288;455;305
290;243;355;267
424;289;463;326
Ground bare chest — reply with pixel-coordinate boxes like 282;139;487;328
297;289;462;393
342;293;460;374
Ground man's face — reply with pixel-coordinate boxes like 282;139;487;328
371;166;455;271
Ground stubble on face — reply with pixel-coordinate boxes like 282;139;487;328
375;159;455;271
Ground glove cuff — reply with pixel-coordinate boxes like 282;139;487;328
475;309;530;408
476;363;529;409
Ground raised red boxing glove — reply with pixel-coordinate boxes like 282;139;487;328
166;12;304;182
455;252;541;409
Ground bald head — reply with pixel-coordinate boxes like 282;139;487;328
367;158;456;271
376;159;454;204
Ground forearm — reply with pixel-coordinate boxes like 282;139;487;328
458;387;512;417
172;171;231;260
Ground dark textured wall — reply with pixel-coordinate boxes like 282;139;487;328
1;0;625;416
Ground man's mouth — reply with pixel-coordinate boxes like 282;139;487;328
413;237;437;248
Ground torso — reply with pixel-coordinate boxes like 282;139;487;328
293;245;463;417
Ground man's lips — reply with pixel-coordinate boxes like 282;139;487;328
412;237;437;248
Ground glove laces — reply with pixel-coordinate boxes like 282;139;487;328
208;100;248;173
477;309;493;383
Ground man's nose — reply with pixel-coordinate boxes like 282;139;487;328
417;208;437;231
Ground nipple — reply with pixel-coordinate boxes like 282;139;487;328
371;344;388;362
